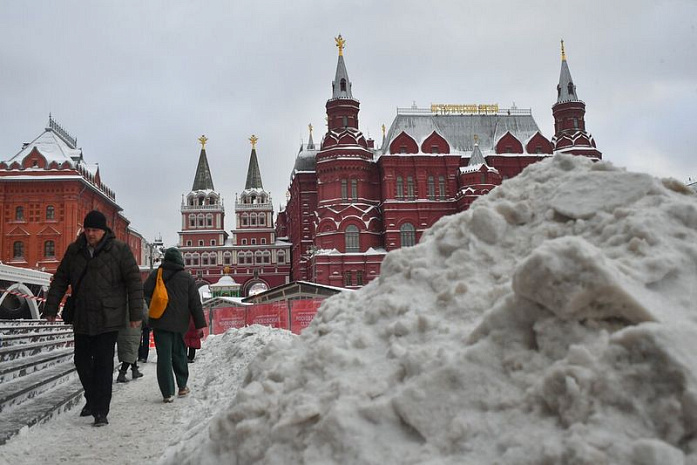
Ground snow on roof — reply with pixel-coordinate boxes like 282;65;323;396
382;110;542;156
211;275;239;287
6;129;81;166
292;142;319;176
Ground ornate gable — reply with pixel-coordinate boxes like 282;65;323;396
389;131;418;154
421;131;450;154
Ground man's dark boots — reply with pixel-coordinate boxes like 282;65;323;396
116;363;129;383
131;363;143;380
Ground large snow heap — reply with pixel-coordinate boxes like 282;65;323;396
169;154;697;465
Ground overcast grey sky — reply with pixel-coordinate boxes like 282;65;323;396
1;0;695;247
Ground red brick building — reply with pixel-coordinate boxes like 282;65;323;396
178;135;291;295
0;116;144;274
278;38;601;289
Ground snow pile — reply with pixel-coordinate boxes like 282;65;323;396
158;325;295;463
165;154;697;465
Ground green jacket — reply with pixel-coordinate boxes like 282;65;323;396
45;229;144;336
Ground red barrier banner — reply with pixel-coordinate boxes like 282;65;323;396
212;306;246;335
246;301;288;329
289;299;323;334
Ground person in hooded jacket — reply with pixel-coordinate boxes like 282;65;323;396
44;210;143;427
143;247;206;402
116;313;145;382
184;316;202;363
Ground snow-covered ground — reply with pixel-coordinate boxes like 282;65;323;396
0;325;293;465
2;154;697;465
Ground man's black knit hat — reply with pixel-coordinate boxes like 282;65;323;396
83;210;108;231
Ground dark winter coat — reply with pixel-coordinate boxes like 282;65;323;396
44;229;144;336
143;260;206;334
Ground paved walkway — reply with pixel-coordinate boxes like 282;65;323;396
0;358;199;465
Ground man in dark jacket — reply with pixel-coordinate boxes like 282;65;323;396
144;247;206;403
44;210;143;427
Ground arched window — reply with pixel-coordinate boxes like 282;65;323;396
223;252;231;265
396;176;404;200
400;223;416;247
197;214;204;227
341;179;348;200
427;176;435;200
206;214;213;227
46;205;55;220
351;179;357;199
15;206;24;221
340;78;347;92
184;253;192;266
250;213;257;226
202;253;209;266
44;240;55;258
255;251;263;264
407;177;415;200
13;241;24;258
189;214;196;228
192;253;200;266
242;213;249;226
345;225;359;252
277;251;286;264
438;176;446;200
258;214;265;226
262;251;271;264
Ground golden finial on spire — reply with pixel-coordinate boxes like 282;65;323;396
308;123;313;135
381;124;386;137
198;134;208;149
561;39;566;61
249;134;258;149
335;34;345;56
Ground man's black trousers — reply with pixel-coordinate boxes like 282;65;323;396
73;331;119;417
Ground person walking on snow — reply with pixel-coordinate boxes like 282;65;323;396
44;210;143;427
116;311;145;382
184;316;202;363
144;247;206;403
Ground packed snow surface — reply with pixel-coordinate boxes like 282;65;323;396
163;154;697;465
